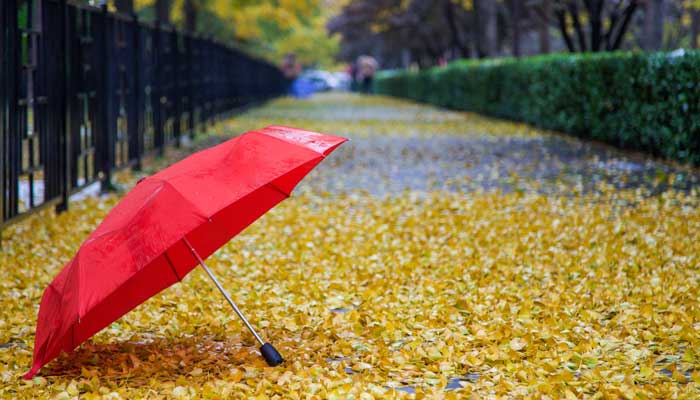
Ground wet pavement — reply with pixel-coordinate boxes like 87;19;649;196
225;93;700;198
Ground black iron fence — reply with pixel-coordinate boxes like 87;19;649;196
1;0;288;234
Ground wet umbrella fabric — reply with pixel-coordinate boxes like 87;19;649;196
24;126;347;378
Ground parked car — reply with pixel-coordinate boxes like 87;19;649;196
299;70;341;92
331;72;351;91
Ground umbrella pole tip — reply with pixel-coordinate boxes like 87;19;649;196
260;343;284;367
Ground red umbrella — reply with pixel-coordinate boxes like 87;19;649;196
24;126;347;378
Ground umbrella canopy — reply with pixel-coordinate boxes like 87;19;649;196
25;126;347;378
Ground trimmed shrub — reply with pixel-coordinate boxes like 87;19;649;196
374;51;700;165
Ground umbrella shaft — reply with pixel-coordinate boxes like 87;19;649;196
183;239;265;347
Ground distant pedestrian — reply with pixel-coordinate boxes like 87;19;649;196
280;53;302;94
347;62;358;92
356;55;378;94
281;53;302;80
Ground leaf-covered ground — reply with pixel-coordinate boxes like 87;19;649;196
1;93;700;399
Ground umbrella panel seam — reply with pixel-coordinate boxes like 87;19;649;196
163;252;182;281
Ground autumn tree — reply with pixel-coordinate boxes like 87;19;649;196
115;0;134;13
328;0;428;67
219;0;340;67
644;0;666;50
530;0;552;53
474;0;498;57
183;0;198;32
155;0;171;24
132;0;340;67
329;0;480;67
331;0;559;66
550;0;641;52
509;0;523;56
444;0;471;58
687;0;700;48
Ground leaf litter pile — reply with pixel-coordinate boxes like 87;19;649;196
1;93;700;399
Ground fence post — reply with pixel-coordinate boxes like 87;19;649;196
97;5;115;192
1;0;6;228
173;30;181;148
2;0;20;227
56;0;71;212
0;0;7;231
153;23;164;156
187;34;195;139
131;13;142;171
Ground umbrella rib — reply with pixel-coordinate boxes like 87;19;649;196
257;127;331;156
163;252;181;281
266;182;290;198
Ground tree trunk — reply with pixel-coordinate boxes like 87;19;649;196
473;0;484;57
479;0;498;57
509;0;521;56
419;32;441;62
114;0;133;13
156;0;171;25
588;0;604;51
184;0;198;32
609;1;639;50
401;48;412;68
555;8;576;52
568;2;587;51
644;0;665;50
691;8;699;49
444;0;469;57
538;0;551;54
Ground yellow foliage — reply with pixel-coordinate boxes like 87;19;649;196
134;0;153;9
454;0;473;11
685;0;700;11
130;0;339;66
274;19;340;67
1;93;699;398
208;0;336;65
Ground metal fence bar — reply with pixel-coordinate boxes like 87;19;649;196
97;4;112;192
1;0;286;239
130;13;142;170
58;0;71;212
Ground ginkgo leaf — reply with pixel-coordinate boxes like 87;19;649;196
1;93;699;398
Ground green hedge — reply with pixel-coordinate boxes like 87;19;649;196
374;51;700;165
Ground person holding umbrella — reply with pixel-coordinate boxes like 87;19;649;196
356;55;378;94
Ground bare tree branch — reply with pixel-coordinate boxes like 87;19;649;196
610;0;639;50
586;0;604;51
567;1;588;51
444;0;469;57
555;8;576;52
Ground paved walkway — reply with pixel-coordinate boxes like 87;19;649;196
231;93;700;197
